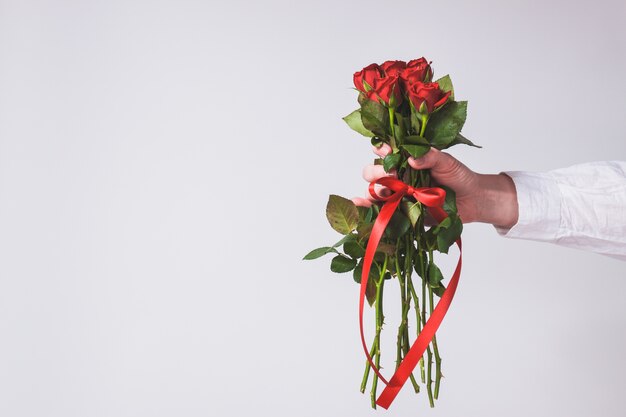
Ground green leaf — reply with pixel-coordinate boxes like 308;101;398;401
401;144;430;159
376;241;396;256
435;216;452;229
413;251;428;278
383;153;401;172
344;241;365;259
401;201;421;227
435;75;454;101
363;206;374;223
343;109;375;137
353;259;380;306
393;114;405;143
433;284;446;297
444;132;482;149
332;233;357;248
404;135;430;145
395;113;408;138
357;222;373;240
303;246;338;260
326;195;359;235
410;110;422;133
435;214;463;254
366;275;378;306
356;206;368;222
353;259;380;285
428;263;444;287
441;186;458;214
360;99;389;137
384;210;411;239
425;101;468;149
330;255;358;273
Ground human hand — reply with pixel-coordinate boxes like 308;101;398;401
353;145;519;228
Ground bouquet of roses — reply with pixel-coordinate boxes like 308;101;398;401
304;58;480;409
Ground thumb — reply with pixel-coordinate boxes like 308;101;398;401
407;148;456;174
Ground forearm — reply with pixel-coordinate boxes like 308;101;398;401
475;173;519;228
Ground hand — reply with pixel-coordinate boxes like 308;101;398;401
353;144;519;228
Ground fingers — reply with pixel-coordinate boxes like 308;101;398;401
362;164;396;182
351;197;372;208
372;143;392;158
362;146;395;204
356;143;395;207
407;147;444;170
408;147;475;195
362;184;392;205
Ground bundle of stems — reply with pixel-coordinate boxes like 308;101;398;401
359;167;444;409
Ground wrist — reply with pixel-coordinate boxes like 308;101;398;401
475;173;519;228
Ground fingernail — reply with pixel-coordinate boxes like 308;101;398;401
410;156;426;166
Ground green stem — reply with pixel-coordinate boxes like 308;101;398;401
419;114;429;137
417;199;434;407
388;107;397;151
360;339;376;393
370;255;387;409
428;251;443;400
430;286;442;400
403;235;420;393
395;251;405;372
407;275;425;383
423;275;434;407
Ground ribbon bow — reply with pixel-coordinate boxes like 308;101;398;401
360;176;463;409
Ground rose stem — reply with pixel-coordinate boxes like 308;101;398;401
388;107;397;151
430;285;443;400
419;168;437;406
395;254;406;375
395;250;404;371
415;197;435;407
424;274;435;408
395;242;420;394
413;169;431;386
360;340;375;393
370;255;387;409
428;250;443;400
403;235;420;393
419;114;429;137
408;274;425;383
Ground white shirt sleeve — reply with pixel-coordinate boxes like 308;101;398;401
494;161;626;261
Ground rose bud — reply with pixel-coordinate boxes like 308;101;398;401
366;75;403;108
353;63;383;93
400;57;433;85
380;60;407;77
406;81;451;114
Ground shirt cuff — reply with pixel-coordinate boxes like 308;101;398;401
494;171;562;242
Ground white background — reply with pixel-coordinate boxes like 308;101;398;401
1;0;625;416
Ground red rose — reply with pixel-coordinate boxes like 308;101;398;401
366;75;403;107
406;81;450;113
380;60;407;77
353;63;383;93
400;57;433;85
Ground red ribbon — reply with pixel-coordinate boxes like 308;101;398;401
360;177;462;409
